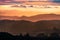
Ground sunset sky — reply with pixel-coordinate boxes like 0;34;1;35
0;0;60;17
0;0;60;2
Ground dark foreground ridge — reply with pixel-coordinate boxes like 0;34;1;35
0;32;60;40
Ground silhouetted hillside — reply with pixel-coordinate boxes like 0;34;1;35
0;20;60;35
1;14;60;22
29;14;60;22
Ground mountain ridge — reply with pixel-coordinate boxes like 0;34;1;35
0;14;60;22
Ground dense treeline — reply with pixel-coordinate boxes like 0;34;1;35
0;32;60;40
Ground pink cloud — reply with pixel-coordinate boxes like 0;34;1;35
14;0;28;1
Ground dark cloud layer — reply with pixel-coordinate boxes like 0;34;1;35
0;0;12;2
0;0;60;2
53;0;60;3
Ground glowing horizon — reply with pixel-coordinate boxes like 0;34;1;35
0;6;60;17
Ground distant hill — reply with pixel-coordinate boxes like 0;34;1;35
0;16;20;20
0;14;60;22
29;14;60;22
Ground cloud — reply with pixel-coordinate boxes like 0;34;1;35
0;0;12;2
0;0;5;2
52;0;60;3
0;0;60;3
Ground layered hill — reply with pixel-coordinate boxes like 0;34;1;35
0;14;60;22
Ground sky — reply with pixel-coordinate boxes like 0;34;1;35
0;0;60;17
0;0;60;3
0;0;60;2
